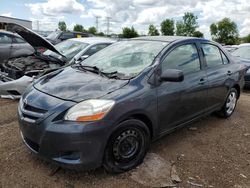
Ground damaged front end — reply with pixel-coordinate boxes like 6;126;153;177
0;54;63;99
0;23;65;99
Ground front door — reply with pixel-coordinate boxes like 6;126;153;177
157;43;207;133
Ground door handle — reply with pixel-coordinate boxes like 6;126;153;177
199;78;206;85
227;71;232;76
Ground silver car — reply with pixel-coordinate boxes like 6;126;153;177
0;23;116;99
0;30;34;63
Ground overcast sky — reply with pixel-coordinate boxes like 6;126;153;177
1;0;250;38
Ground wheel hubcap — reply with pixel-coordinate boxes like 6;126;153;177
226;92;237;115
113;129;142;162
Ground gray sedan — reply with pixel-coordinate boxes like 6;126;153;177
0;30;34;63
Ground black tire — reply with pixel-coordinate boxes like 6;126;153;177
218;88;238;118
103;119;150;173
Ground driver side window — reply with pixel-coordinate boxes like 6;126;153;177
162;44;201;74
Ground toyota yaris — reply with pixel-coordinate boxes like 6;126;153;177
18;36;246;173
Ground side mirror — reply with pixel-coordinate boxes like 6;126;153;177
80;55;89;61
159;69;184;82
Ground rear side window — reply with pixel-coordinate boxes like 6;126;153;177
84;44;110;56
162;44;201;74
60;32;74;40
202;44;223;67
14;37;25;43
0;33;12;44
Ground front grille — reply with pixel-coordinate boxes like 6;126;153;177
22;113;39;121
20;100;48;123
24;136;40;153
24;104;47;114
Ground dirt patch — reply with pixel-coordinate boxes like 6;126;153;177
0;93;250;188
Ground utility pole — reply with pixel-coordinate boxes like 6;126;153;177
95;16;100;33
106;17;111;36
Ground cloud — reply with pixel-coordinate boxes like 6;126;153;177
26;0;86;31
25;0;250;37
26;0;85;17
1;12;12;17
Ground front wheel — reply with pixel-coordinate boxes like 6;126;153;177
219;88;238;118
103;119;150;173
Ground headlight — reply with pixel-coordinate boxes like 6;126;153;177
64;99;115;122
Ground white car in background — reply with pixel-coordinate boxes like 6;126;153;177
231;43;250;59
0;23;116;99
231;43;250;88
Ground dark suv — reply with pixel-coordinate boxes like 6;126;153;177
46;30;93;45
18;36;246;173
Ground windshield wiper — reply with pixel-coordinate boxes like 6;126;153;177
72;64;109;77
72;64;126;79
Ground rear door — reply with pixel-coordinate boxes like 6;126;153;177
10;36;33;58
157;42;208;133
200;43;231;111
0;33;12;62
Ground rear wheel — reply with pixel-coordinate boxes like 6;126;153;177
103;119;150;173
219;88;238;118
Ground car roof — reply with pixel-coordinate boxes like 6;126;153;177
69;37;117;44
0;29;20;37
132;36;209;43
238;43;250;47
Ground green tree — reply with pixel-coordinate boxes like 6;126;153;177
160;19;174;35
73;24;84;32
96;32;105;36
176;12;198;36
58;21;67;31
241;34;250;43
122;27;139;38
210;18;239;45
193;31;204;38
88;27;97;35
148;24;159;36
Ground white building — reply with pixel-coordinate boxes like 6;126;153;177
0;16;32;30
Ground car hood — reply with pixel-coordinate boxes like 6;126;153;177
33;67;129;102
6;23;64;57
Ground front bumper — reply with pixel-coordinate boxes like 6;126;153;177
0;70;33;98
18;90;114;170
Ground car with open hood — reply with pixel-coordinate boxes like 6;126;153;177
0;23;116;99
18;36;246;173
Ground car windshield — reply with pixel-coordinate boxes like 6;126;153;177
80;40;168;78
43;40;89;61
231;46;250;60
46;31;61;40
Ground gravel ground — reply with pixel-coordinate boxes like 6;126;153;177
0;92;249;188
